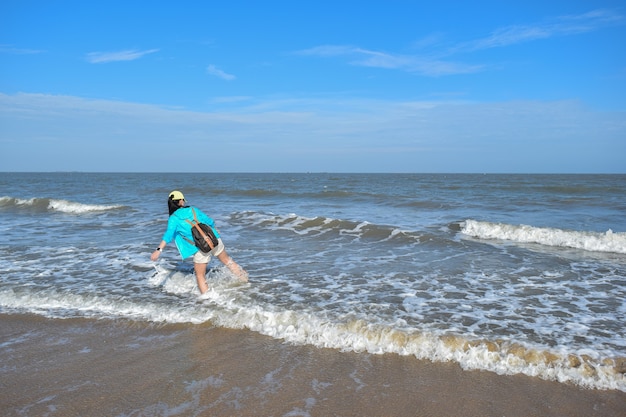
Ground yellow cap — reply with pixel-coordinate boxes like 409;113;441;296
169;190;185;200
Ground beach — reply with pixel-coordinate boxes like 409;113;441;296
2;314;624;417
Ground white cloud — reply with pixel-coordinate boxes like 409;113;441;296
0;44;43;54
296;9;623;77
296;45;359;57
353;50;483;76
459;9;623;52
1;92;624;173
86;49;159;63
207;64;236;80
296;46;482;76
212;96;252;103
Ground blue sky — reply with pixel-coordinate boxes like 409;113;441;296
1;1;625;173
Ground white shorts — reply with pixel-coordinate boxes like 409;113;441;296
192;238;225;264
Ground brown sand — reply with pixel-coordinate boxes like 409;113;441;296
1;314;624;417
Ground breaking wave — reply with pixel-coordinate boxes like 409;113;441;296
0;196;124;214
230;211;424;244
1;279;624;392
460;220;626;254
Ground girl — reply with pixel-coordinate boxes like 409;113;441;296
151;190;248;293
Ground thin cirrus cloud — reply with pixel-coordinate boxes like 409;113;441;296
296;9;623;76
0;44;44;54
206;64;236;80
457;8;623;52
297;45;483;76
85;48;159;63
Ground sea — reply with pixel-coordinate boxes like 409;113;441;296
1;172;626;413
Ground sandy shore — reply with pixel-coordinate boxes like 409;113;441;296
1;314;624;417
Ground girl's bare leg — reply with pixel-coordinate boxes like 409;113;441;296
217;250;248;282
194;262;209;294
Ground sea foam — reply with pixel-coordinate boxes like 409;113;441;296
1;269;625;392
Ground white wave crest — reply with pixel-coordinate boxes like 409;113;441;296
48;199;123;213
232;210;412;243
461;220;626;254
0;196;123;213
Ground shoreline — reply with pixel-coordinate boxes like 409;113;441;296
1;314;625;417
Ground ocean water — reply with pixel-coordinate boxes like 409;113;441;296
1;172;625;392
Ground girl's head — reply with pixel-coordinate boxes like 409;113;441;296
168;190;185;215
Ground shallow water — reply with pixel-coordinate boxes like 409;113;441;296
1;173;625;391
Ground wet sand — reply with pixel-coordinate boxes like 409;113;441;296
1;314;624;417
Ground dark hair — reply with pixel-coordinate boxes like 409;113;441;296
168;197;182;216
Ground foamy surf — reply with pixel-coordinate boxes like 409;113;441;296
461;219;626;254
1;276;624;392
0;285;209;324
203;298;626;392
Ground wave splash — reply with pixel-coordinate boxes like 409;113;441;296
461;219;626;254
0;196;124;214
2;276;625;392
235;312;626;392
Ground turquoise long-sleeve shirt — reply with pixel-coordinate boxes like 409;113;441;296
162;206;220;259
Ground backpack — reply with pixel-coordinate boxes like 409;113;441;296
183;208;219;253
